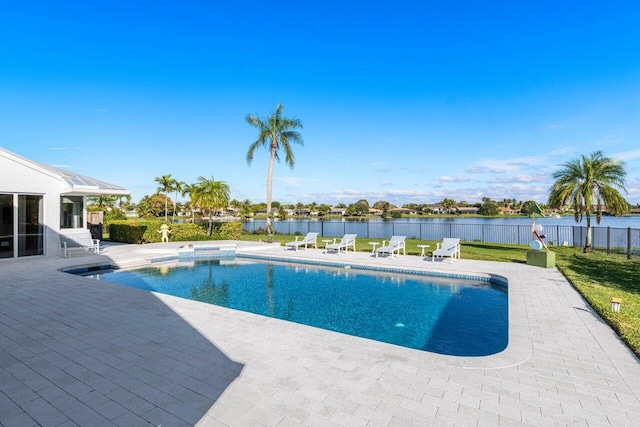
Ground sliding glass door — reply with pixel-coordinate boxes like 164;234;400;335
0;194;13;258
0;193;45;258
18;195;44;257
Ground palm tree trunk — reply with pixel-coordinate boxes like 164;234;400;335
173;190;178;223
164;193;168;222
266;141;276;238
584;215;592;253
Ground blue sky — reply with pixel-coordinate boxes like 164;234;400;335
1;1;639;206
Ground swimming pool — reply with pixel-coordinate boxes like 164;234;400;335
76;258;508;356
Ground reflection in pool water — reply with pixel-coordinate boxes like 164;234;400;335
78;259;508;356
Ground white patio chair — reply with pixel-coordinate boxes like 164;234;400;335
285;232;319;251
59;229;100;258
431;238;461;263
376;236;406;258
326;234;357;253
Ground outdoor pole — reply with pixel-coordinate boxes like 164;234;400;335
607;227;611;256
628;227;632;260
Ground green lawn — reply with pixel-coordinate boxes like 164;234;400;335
240;233;640;358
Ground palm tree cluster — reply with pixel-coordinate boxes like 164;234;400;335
548;150;628;253
150;174;230;235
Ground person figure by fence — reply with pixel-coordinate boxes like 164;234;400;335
159;224;171;243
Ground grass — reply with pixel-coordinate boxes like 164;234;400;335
240;233;640;358
553;248;640;358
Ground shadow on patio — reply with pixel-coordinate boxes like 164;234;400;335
0;254;244;426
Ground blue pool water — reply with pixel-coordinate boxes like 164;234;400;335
78;259;508;356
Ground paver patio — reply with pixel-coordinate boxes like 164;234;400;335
1;241;639;426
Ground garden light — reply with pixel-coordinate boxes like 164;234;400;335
611;297;622;313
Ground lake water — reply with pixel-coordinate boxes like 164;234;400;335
265;215;640;229
244;215;640;249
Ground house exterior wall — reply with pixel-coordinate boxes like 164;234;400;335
1;147;128;259
0;154;68;257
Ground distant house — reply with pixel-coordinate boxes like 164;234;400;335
256;207;279;216
423;204;443;214
455;207;479;215
630;208;640;214
330;207;347;216
369;208;382;216
498;206;520;215
391;207;416;215
0;147;129;259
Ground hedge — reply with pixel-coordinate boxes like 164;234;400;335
108;220;243;244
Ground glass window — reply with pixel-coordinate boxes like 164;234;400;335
18;195;43;257
61;196;83;229
0;194;13;258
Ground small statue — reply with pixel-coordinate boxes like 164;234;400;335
159;224;171;243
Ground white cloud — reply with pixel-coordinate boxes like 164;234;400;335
549;146;578;156
465;166;488;174
489;174;549;184
591;135;623;148
544;122;565;130
439;176;470;183
276;176;304;187
613;148;640;162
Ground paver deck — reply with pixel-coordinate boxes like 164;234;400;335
1;241;639;426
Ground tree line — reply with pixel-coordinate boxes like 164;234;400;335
89;103;632;253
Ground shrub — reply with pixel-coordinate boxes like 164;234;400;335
209;221;243;240
109;221;147;244
138;222;209;243
103;209;127;235
108;220;240;243
171;223;209;241
104;209;127;222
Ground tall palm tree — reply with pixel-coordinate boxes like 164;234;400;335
548;150;628;253
182;183;199;223
154;174;173;222
193;176;230;235
171;180;185;223
246;104;303;238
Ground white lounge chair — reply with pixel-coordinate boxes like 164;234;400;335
285;232;319;251
59;229;100;258
376;236;406;258
326;234;357;253
431;238;461;262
